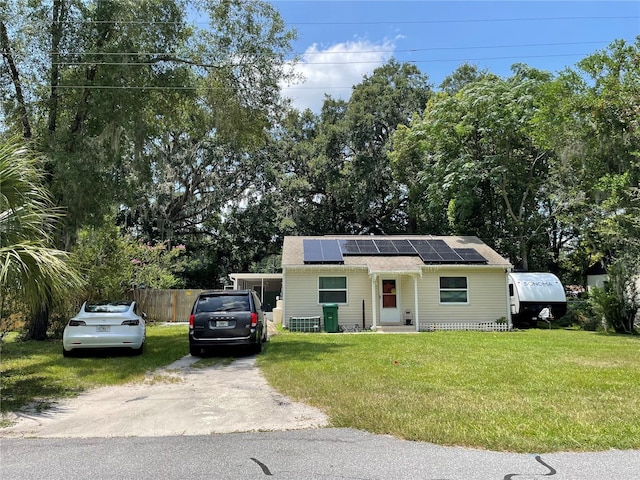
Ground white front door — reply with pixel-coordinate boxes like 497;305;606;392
380;278;401;323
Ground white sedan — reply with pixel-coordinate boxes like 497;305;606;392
63;301;146;357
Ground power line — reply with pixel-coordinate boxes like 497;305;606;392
39;15;638;25
285;16;639;26
49;51;594;91
47;40;613;59
51;52;592;68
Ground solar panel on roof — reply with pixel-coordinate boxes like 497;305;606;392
356;239;378;254
418;251;444;263
303;239;344;263
409;239;429;249
429;239;454;252
392;239;416;254
339;240;360;254
374;240;398;254
321;239;344;262
454;248;487;263
438;251;464;261
410;240;437;255
303;239;324;263
335;237;488;265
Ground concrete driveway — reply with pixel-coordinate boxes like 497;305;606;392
0;355;328;438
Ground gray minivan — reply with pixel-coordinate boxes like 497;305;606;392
188;290;268;355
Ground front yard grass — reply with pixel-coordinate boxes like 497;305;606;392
3;326;639;452
257;329;640;453
0;324;189;418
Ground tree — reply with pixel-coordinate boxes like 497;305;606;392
589;253;640;334
1;0;297;312
0;138;82;339
390;65;554;270
532;37;640;281
259;60;432;239
439;63;489;95
339;59;432;234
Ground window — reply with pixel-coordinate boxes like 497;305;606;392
319;276;347;304
439;277;468;303
196;295;249;313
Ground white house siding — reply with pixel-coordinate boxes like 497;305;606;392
283;266;372;327
398;275;417;324
587;274;609;291
283;266;509;329
416;266;508;324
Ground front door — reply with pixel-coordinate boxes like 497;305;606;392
380;278;401;323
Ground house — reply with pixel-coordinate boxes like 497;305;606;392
586;261;609;291
281;235;513;332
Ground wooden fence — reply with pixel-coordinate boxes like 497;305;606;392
129;289;206;323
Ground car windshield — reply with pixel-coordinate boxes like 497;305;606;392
85;302;131;313
196;295;249;313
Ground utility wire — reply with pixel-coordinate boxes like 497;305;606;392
46;40;614;58
49;50;591;91
36;15;638;25
51;52;592;68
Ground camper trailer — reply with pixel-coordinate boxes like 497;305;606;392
509;272;567;328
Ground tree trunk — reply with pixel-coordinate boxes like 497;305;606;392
48;0;67;135
0;21;31;139
27;302;50;341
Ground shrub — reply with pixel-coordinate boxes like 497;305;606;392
588;255;639;334
565;299;601;331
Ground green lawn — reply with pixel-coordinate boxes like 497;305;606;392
0;324;190;417
2;327;640;452
257;329;640;453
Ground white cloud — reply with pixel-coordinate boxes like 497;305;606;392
281;39;395;113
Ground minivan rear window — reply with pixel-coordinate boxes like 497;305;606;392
196;295;250;313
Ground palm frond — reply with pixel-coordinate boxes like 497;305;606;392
0;137;84;310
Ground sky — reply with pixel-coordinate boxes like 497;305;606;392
269;1;640;112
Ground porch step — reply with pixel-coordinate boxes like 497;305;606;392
376;325;419;333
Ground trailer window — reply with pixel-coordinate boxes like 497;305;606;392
439;277;468;304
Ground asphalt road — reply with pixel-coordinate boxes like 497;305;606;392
1;354;639;479
2;428;640;480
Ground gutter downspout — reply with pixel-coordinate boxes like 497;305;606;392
282;269;287;328
414;274;419;332
506;267;513;330
371;273;378;330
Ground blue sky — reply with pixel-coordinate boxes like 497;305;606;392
270;1;640;112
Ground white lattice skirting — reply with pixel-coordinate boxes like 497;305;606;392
419;322;510;332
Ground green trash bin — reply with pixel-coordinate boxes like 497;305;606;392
322;303;339;333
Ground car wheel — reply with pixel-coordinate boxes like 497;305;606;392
252;338;263;354
189;345;201;356
62;347;74;358
133;342;144;356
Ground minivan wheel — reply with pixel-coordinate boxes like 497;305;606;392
189;345;201;356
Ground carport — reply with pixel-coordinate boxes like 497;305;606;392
228;273;282;312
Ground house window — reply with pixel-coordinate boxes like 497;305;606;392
319;276;347;304
439;277;468;303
